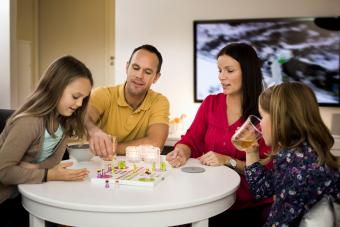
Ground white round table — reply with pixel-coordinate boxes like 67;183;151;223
19;158;240;227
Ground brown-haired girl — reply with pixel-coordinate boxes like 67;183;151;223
245;82;339;226
0;55;93;226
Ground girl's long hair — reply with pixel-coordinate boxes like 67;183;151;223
259;82;338;169
9;55;93;137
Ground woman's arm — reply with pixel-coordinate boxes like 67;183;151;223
174;96;213;158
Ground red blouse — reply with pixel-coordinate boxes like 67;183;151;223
176;93;273;210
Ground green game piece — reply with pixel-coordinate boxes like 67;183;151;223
160;161;166;171
118;160;126;169
152;161;156;171
138;177;155;182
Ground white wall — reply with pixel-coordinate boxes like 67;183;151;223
0;0;11;108
116;0;340;129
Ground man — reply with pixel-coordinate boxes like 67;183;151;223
86;44;169;158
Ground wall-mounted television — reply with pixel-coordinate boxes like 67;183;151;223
194;17;340;106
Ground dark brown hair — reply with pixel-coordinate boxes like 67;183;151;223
217;42;264;119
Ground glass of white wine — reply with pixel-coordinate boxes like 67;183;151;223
231;115;262;151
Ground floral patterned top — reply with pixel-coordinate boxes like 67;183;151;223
245;143;340;227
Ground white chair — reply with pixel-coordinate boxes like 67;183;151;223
299;195;340;227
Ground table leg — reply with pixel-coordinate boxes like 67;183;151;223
29;213;45;227
192;218;208;227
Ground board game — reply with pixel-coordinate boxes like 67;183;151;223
90;159;170;188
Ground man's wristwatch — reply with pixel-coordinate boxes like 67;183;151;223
225;158;237;169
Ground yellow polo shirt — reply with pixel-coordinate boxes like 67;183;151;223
90;84;169;143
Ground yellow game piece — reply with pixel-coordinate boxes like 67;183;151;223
145;168;151;175
160;161;166;171
152;161;156;171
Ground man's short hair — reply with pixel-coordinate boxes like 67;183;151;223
128;44;163;73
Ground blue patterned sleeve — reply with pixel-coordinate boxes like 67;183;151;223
265;149;314;227
245;162;274;199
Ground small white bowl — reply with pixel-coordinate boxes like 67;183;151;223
67;144;94;162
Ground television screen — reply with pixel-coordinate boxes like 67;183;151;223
194;17;340;106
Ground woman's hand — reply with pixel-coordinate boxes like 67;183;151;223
198;151;229;166
47;162;89;181
166;145;190;168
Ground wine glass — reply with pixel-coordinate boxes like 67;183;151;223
231;115;262;151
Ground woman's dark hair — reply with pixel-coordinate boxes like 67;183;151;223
217;43;264;119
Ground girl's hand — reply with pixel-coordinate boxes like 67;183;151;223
244;142;260;154
47;162;89;181
245;143;260;166
166;147;188;168
198;151;228;166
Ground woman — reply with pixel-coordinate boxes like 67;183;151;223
0;55;93;227
166;43;273;226
245;82;340;226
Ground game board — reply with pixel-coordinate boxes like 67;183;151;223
90;160;171;188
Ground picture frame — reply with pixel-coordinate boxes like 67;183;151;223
193;17;340;106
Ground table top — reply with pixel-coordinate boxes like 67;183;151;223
19;157;240;226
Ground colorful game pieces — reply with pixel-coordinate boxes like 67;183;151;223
160;161;166;171
118;160;126;169
96;168;112;179
145;168;151;175
96;169;101;178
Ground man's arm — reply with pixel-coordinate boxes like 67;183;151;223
85;105;100;134
85;105;115;158
116;123;169;155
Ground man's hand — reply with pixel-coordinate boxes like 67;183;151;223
88;128;116;159
85;105;116;159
